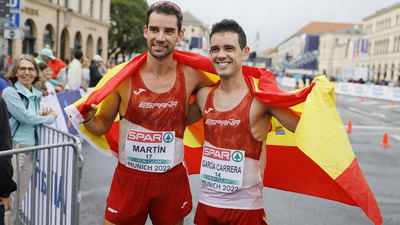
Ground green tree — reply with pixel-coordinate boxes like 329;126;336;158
108;0;148;62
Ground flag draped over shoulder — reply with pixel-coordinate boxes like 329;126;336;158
65;50;382;225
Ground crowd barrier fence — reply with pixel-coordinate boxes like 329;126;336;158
279;76;400;102
0;124;83;225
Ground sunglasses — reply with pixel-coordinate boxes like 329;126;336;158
150;1;181;12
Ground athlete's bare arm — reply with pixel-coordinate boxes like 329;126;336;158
83;77;131;136
267;105;300;133
250;98;300;142
183;66;214;102
186;87;212;125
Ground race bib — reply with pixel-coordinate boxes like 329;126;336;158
124;129;175;173
200;144;245;193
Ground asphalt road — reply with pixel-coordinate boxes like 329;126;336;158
78;94;400;225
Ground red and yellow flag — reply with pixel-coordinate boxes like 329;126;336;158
65;50;382;225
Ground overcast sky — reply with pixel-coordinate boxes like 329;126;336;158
146;0;399;51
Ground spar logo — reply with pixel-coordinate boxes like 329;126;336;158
232;151;243;162
127;130;162;143
203;146;231;161
163;132;174;143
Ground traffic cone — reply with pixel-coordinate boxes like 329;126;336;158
360;97;365;103
381;132;391;147
347;120;353;133
391;101;395;107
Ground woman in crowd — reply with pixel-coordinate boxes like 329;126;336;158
2;55;57;225
38;62;65;94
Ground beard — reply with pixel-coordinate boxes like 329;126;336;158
148;44;174;59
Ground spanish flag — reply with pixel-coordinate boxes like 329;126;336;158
65;50;382;225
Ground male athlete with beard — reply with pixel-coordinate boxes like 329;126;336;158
83;2;212;225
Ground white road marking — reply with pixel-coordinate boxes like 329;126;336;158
360;101;378;105
344;125;400;131
345;98;358;102
379;105;400;109
393;135;400;141
349;107;386;119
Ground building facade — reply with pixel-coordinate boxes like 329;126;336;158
276;22;357;74
259;47;277;70
317;3;400;83
359;3;400;82
180;11;209;55
5;0;110;62
318;26;363;77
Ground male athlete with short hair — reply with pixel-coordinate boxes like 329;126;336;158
83;2;212;225
189;19;300;225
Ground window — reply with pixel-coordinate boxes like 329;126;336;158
74;32;82;51
90;0;94;18
79;0;82;13
100;0;104;21
97;38;103;55
43;25;54;48
22;20;35;54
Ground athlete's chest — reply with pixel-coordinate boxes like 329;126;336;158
139;72;177;93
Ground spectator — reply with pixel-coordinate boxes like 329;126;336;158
94;55;107;76
0;55;7;72
89;56;104;87
0;72;10;95
0;96;17;225
31;52;41;64
2;55;57;225
82;58;90;86
66;51;86;90
38;63;65;94
38;48;66;80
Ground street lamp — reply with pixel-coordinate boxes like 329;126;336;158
64;8;73;27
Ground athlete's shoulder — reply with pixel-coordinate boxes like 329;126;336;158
196;86;212;102
182;64;203;76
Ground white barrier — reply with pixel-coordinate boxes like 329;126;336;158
366;85;390;100
350;83;369;97
335;82;352;95
280;79;400;102
387;87;400;101
335;82;398;101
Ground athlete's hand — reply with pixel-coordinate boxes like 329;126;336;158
83;104;98;124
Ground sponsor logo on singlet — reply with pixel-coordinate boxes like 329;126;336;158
138;101;178;109
107;207;118;214
205;118;240;126
181;201;188;209
127;130;163;143
133;88;147;95
204;108;214;114
203;146;231;161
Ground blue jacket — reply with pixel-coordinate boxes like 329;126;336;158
2;82;55;146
